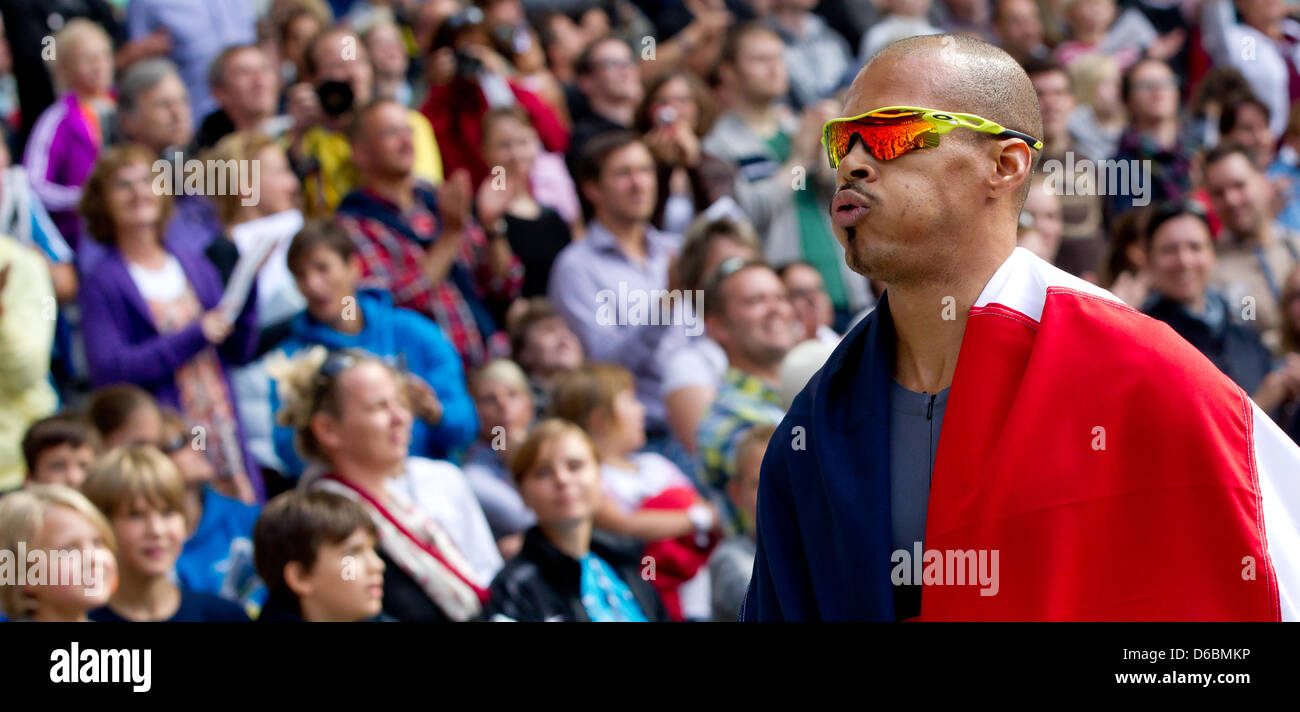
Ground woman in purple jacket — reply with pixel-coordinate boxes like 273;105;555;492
76;144;263;503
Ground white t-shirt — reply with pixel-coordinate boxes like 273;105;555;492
601;452;696;514
127;254;188;303
660;336;727;394
387;457;505;587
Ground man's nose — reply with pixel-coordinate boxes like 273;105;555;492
836;139;879;184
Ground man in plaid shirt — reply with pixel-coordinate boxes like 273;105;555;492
336;101;523;368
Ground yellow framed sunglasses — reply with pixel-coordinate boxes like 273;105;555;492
821;105;1045;169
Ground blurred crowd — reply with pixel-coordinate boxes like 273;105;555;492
2;0;1300;622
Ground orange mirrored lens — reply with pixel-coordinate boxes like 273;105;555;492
825;115;940;167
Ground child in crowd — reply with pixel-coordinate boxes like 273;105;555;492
464;359;537;559
506;297;585;413
85;384;163;450
160;409;265;615
82;446;249;622
550;363;718;621
21;415;99;490
486;419;669;622
0;484;118;622
22;18;116;250
709;423;771;622
253;489;387;622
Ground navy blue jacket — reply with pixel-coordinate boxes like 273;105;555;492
741;293;898;621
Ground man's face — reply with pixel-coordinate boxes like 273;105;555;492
830;54;1001;284
519;317;584;376
367;23;409;78
123;74;193;153
996;0;1043;55
710;266;799;367
733;32;788;104
580;39;641;107
1126;61;1179;124
358;103;416;179
313;32;374;106
1205;153;1269;237
1148;215;1214;305
213;47;279;122
782;263;834;340
1226;104;1275;169
1030;70;1074;141
1068;0;1116;35
584;142;657;224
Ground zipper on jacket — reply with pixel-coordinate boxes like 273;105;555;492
926;393;935;421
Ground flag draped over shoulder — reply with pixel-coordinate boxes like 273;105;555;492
742;247;1300;621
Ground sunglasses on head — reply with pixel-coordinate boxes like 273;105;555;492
311;350;360;412
821;106;1045;169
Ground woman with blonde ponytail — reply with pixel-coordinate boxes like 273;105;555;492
266;347;501;621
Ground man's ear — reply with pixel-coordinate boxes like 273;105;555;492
283;561;314;598
989;139;1034;202
579;177;601;208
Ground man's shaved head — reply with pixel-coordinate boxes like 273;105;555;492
856;33;1043;184
832;34;1041;288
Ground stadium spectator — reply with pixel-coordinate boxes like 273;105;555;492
20;415;99;491
271;219;477;474
336;100;523;368
696;259;796;527
0;483;118;622
661;216;761;453
197;45;291;150
0;233;58;491
287;27;444;215
125;0;258;123
463;359;537;557
550;363;719;620
253;489;387;622
477;107;575;297
77;144;263;503
22;19;115;252
506;297;584;406
268;347;499;621
709;422;771;621
548;132;685;439
83;445;250;622
420;8;569;188
705;23;871;318
1204;142;1300;352
485;418;671;622
1141;201;1292;402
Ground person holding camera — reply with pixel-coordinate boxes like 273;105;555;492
286;26;444;216
418;8;569;189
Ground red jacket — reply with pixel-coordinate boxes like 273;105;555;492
420;79;569;187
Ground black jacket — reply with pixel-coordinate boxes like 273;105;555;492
484;527;670;622
1143;293;1273;395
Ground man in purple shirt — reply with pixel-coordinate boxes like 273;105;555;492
547;131;690;436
